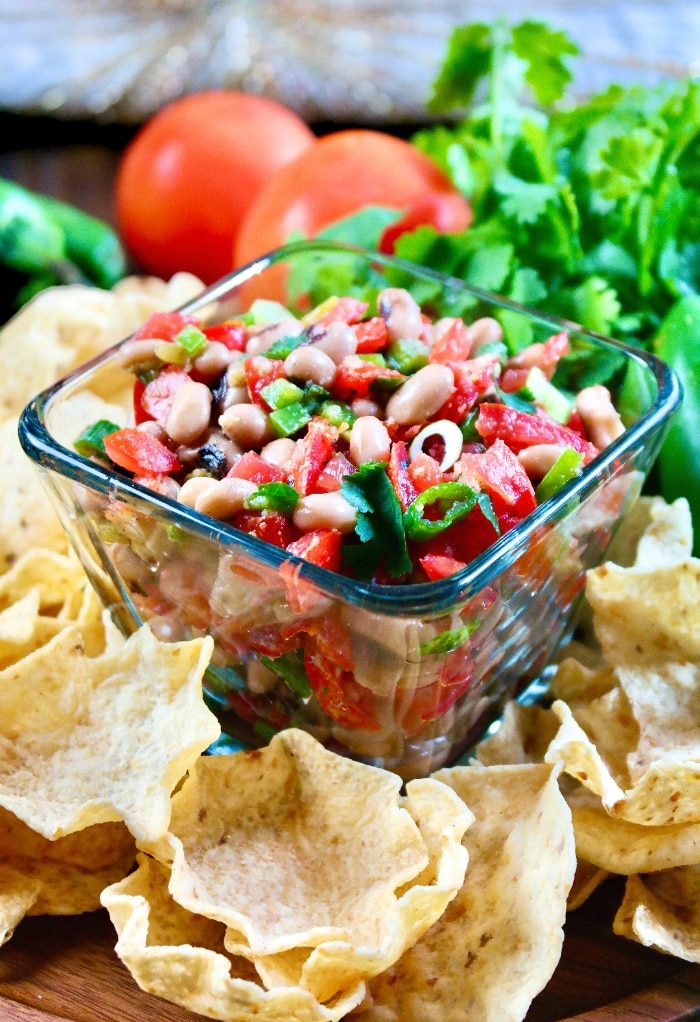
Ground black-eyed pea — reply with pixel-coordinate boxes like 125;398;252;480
219;402;274;448
194;477;257;520
575;385;625;449
469;317;504;351
260;437;298;472
117;337;162;368
165;380;213;445
221;384;250;409
293;492;357;534
311;321;358;363
349;415;391;466
284;345;337;388
378;287;424;340
136;420;168;441
385;363;455;425
246;317;303;355
192;340;232;378
517;443;567;479
178;475;218;509
351;397;383;418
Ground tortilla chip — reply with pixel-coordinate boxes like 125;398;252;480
0;625;219;843
101;853;366;1022
0;867;42;947
354;763;576;1022
475;702;560;766
567;860;611;911
146;729;470;1004
613;865;700;962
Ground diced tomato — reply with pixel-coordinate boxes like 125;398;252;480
407;451;445;493
227;451;286;484
133;310;195;342
302;607;355;671
289;417;338;496
227;690;291;732
498;367;531;393
476;403;599;461
396;668;473;736
203;321;247;351
232;509;294;548
103;428;181;475
505;330;570;380
353;316;389;353
244;354;286;407
316;452;355;492
316;296;369;327
286;528;342;573
332;356;404;401
387;440;419;511
435;355;498;423
455;438;536;517
417;505;500;566
565;410;590;442
418;553;468;581
429;318;472;363
304;639;381;731
138;365;189;425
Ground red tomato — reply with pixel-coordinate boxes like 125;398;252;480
115;91;316;284
103;428;181;476
234;129;472;268
286;529;342;573
304;639;381;732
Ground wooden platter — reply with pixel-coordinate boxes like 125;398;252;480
1;139;699;1022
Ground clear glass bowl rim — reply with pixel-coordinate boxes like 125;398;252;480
18;239;682;617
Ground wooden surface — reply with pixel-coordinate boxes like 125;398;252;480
2;136;700;1022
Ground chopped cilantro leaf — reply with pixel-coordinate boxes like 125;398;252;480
340;462;412;580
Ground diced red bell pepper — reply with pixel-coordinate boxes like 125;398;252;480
227;451;286;484
232;509;294;548
137;365;189;425
476;403;599;461
435;355;499;423
456;438;536;517
203;321;247;351
286;528;342;573
407;451;445;493
396;667;473;736
418;553;468;581
316;296;369;327
304;638;381;731
316;452;356;493
387;440;419;511
289;418;338;496
244;355;286;408
133;311;194;342
103;428;181;476
332;356;405;402
429;318;473;363
353;316;389;353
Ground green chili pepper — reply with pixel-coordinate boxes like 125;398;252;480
245;482;300;514
74;418;121;459
261;378;305;409
535;447;584;504
174;324;208;358
269;402;313;437
403;482;496;540
31;189;127;289
654;294;700;556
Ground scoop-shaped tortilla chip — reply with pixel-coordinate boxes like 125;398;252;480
614;865;700;962
147;729;468;976
101;854;365;1022
354;762;576;1022
244;776;472;1003
0;625;219;843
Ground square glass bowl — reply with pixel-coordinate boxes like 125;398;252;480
18;241;681;778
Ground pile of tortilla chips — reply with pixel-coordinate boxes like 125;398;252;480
0;277;697;1022
478;495;700;963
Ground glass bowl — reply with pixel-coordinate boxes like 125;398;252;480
18;241;681;778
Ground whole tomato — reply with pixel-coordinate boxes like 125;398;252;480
234;129;472;267
115;90;316;284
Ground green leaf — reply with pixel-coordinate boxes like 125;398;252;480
340;462;412;579
511;21;578;107
427;23;493;114
419;620;480;655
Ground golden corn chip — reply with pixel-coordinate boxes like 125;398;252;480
476;702;559;766
148;728;470;1004
0;547;86;610
101;853;366;1022
243;775;472;1003
567;860;610;911
0;806;135;921
355;763;576;1022
613;865;700;962
0;624;219;843
0;417;70;570
0;273;204;422
0;867;42;947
